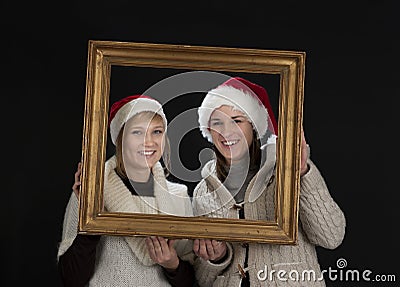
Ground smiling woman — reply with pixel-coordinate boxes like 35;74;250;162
57;95;196;286
191;77;346;287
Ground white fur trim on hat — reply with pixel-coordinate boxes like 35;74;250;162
198;85;269;143
110;98;167;145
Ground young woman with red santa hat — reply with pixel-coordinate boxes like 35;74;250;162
192;77;346;287
57;95;195;287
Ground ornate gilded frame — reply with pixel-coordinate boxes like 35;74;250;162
78;40;305;244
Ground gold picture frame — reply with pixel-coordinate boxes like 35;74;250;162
78;40;305;244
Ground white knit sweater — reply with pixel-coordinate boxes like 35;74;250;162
192;146;346;287
57;156;194;286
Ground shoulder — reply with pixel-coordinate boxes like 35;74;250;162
166;180;188;195
193;160;218;196
193;178;208;197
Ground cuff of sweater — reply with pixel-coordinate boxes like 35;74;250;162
194;242;233;285
163;258;183;277
207;242;233;268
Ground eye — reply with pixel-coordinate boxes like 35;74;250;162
131;130;142;135
210;121;222;126
234;119;243;124
153;129;164;135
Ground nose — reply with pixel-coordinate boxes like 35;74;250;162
219;122;237;138
144;132;155;146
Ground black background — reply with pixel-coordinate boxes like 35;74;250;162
2;1;398;286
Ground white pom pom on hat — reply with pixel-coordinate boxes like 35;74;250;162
197;77;278;143
109;95;167;145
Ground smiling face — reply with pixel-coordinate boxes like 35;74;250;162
209;105;254;164
121;112;165;174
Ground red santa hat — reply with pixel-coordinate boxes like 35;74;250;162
198;77;278;143
109;95;167;145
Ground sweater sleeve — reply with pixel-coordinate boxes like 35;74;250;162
163;258;195;287
191;180;235;286
57;193;80;259
57;193;101;286
298;160;346;249
58;234;101;287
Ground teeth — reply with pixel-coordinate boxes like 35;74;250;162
140;151;154;156
223;140;238;146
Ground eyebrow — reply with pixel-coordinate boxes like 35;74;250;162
210;115;246;121
128;125;164;130
231;115;246;120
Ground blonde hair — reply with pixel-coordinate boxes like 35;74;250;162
114;112;171;179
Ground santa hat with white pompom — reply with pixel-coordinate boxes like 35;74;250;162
197;77;278;144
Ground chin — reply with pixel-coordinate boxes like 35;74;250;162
144;162;155;169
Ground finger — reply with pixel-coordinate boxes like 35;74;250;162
158;236;170;253
145;237;153;250
205;239;215;258
75;163;82;178
193;239;200;255
145;237;157;260
212;240;226;257
302;134;308;152
72;162;82;195
74;178;81;186
198;239;209;259
211;240;222;250
151;236;163;256
72;183;80;197
300;129;309;176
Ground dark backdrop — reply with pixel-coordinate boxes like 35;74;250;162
2;1;398;286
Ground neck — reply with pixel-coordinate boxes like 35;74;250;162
227;156;250;169
126;168;151;183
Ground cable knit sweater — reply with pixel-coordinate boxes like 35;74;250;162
192;144;346;287
57;156;194;286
